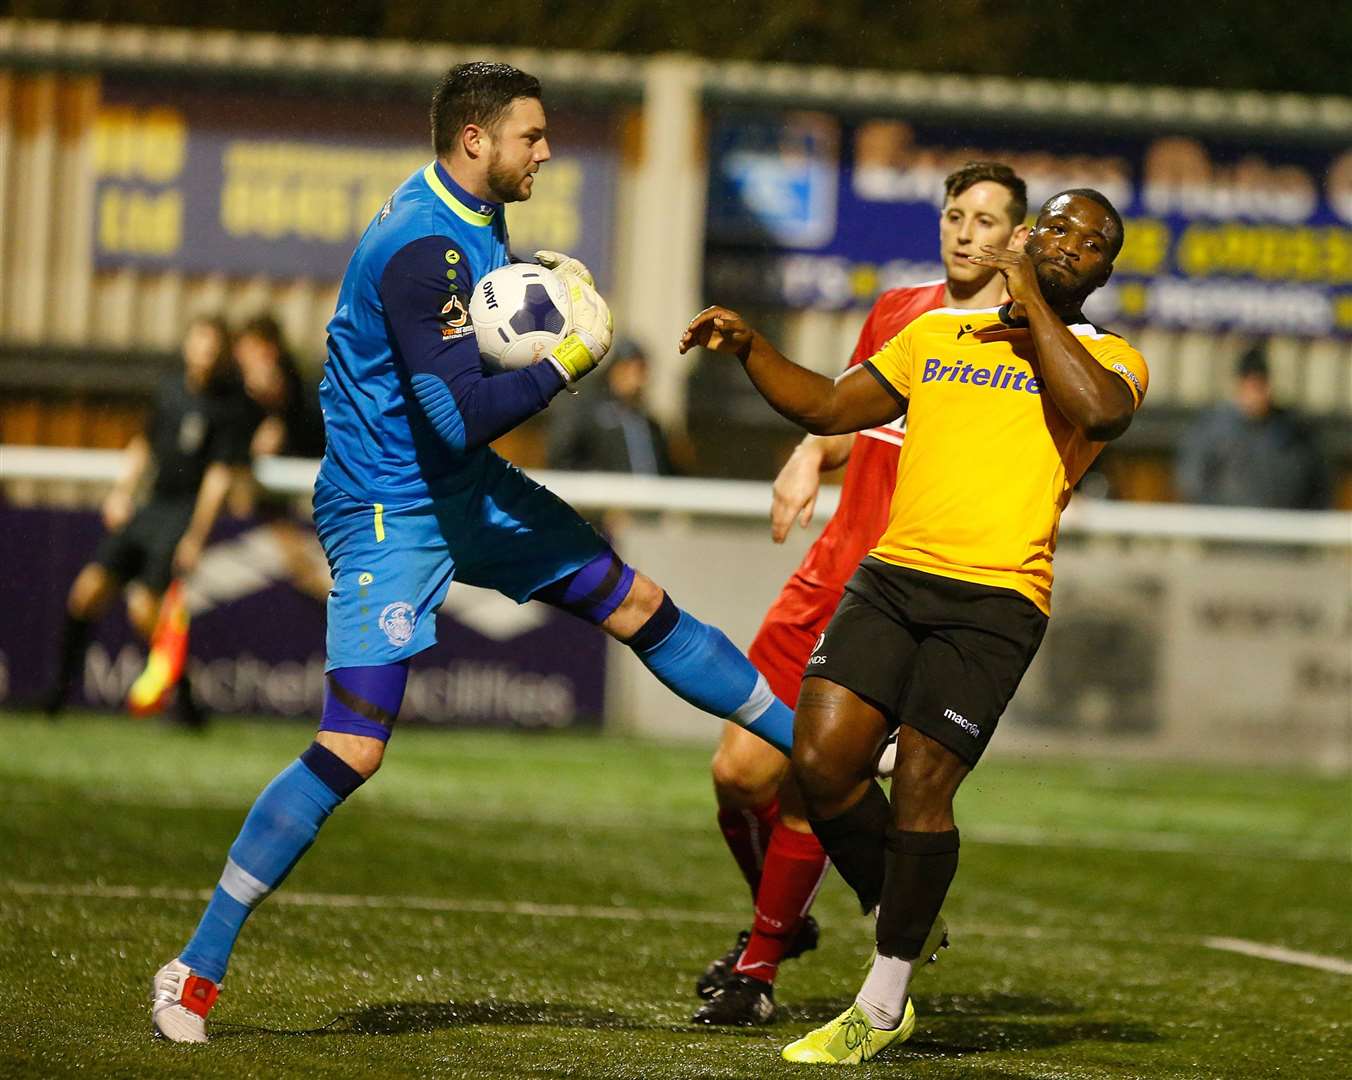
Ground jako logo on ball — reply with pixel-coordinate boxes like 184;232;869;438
470;264;571;371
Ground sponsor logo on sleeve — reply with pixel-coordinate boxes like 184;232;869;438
1111;362;1144;397
438;293;473;341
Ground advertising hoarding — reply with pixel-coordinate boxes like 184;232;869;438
92;80;619;287
707;111;1352;337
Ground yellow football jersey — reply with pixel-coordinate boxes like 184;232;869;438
863;306;1148;615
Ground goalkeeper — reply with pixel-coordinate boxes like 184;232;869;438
150;62;795;1044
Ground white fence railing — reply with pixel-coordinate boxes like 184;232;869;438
3;444;1350;548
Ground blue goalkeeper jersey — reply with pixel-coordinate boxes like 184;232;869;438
318;161;565;503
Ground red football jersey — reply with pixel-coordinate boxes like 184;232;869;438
794;280;948;590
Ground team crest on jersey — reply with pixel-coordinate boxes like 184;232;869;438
439;293;473;341
379;601;415;647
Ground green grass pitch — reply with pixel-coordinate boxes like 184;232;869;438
1;713;1348;1079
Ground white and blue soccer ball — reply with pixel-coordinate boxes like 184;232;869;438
470;263;571;371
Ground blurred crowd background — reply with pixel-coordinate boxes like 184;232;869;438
0;8;1349;499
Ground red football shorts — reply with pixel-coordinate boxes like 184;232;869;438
747;571;845;709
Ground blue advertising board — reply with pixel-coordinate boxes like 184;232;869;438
706;111;1352;337
0;506;606;728
92;80;619;288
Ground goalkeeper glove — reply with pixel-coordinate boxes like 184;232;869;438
549;277;614;384
534;249;594;287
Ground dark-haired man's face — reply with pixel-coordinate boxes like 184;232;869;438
939;181;1027;286
484;96;550;203
1023;194;1117;309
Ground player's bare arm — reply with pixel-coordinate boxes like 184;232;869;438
102;433;150;531
971;194;1136;441
680;307;903;435
770;434;854;542
173;462;242;575
977;245;1133;441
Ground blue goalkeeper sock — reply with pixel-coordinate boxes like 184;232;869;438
627;594;794;754
180;743;364;983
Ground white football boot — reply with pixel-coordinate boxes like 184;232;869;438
151;957;219;1043
875;733;898;778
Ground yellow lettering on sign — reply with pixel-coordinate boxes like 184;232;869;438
97;188;182;256
217;139;425;244
1115;218;1169;275
849;263;879;301
93;106;186;182
1334;294;1352;329
140;108;187;182
1174;223;1352;284
1118;282;1148;317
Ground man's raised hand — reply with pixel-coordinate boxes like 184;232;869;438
679;306;754;358
969;246;1041;308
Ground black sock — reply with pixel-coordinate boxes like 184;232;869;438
173;669;208;729
46;614;93;710
876;827;960;960
809;781;891;913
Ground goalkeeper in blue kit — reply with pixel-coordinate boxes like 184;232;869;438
150;62;796;1043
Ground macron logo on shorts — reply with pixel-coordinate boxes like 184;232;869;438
944;707;980;738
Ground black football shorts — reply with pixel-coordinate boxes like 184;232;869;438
95;497;195;593
806;557;1047;766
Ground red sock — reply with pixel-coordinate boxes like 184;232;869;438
735;823;829;984
717;798;780;899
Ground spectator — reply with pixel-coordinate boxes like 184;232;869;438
548;337;674;475
1175;344;1330;509
233;315;331;603
233;315;325;460
41;316;256;726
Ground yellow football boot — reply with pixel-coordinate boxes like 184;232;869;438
128;580;190;716
781;997;915;1065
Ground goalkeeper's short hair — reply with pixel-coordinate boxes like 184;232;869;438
431;62;542;157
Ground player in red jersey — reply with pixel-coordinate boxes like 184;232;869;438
693;162;1029;1026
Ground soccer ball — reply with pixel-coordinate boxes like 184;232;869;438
470;263;571;371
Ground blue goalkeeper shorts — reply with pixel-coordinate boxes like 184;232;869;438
314;457;610;670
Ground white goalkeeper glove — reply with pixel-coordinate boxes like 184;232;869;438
549;276;614;384
534;249;594;287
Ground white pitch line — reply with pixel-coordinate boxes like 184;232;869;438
5;881;1352;977
964;822;1348;864
1201;936;1352;976
0;880;738;926
4;790;1347;864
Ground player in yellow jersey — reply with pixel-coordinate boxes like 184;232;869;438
681;188;1147;1065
